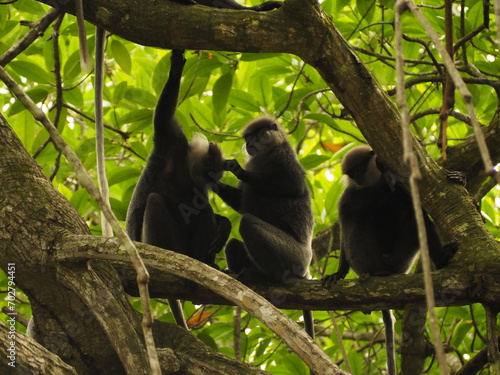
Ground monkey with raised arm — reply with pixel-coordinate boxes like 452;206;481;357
126;50;231;329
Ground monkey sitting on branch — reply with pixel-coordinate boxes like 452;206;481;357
126;50;231;330
322;145;458;375
215;117;316;341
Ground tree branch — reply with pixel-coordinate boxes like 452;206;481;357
54;235;344;375
54;235;500;312
0;320;78;375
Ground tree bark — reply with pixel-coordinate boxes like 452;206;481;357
3;0;500;373
0;114;272;374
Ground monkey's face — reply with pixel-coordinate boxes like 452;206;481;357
189;139;224;188
342;146;383;188
244;125;284;156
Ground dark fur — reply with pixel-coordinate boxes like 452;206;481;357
216;118;315;346
126;50;231;329
217;118;314;281
322;145;457;375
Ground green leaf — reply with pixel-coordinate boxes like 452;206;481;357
451;322;472;348
63;50;82;82
335;0;351;13
12;0;46;15
299;154;330;170
228;89;260;112
64;87;84;108
8;87;49;116
240;53;282;61
212;73;233;115
152;53;170;95
107;168;141;187
113;81;128;105
356;0;376;24
124;88;156;108
111;39;132;75
8;60;52;84
119;109;153;126
249;72;272;108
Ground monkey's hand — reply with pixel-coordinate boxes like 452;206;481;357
321;273;346;289
223;159;244;175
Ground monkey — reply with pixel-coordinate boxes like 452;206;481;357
214;117;316;343
74;0;91;71
179;0;283;11
321;145;458;375
126;50;231;330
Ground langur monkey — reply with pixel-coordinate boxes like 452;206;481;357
322;145;457;375
126;50;231;329
216;117;316;342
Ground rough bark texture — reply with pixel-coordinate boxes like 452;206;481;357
0;114;271;374
1;0;499;373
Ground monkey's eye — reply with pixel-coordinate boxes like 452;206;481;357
245;134;258;144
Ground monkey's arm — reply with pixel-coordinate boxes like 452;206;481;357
321;245;350;288
223;159;295;194
208;214;232;258
153;50;187;152
424;212;458;269
215;181;243;212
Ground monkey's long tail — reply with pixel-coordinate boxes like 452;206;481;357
382;309;397;375
303;310;315;339
303;310;316;375
168;298;188;330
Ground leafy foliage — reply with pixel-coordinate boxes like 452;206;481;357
0;0;499;373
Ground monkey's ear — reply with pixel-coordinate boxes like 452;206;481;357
270;123;278;131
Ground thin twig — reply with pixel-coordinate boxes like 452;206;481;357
290;88;332;134
94;27;113;238
405;0;498;183
74;0;90;71
234;307;241;361
0;8;59;66
495;0;500;51
394;2;449;375
329;311;352;373
276;61;306;119
485;305;500;374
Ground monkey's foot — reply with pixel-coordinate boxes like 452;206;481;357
435;242;459;269
321;273;345;289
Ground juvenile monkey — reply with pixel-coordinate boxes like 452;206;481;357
322;145;457;375
126;50;231;329
215;117;315;341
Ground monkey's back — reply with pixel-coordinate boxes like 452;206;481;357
339;184;420;276
126;148;220;262
240;145;314;245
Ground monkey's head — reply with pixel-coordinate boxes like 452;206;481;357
342;145;383;188
243;116;287;156
188;134;225;188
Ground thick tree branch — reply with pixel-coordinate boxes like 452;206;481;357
53;235;343;375
0;320;78;375
54;235;500;311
